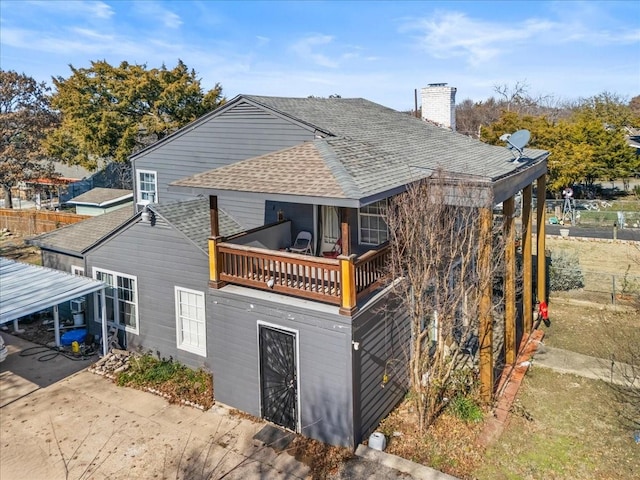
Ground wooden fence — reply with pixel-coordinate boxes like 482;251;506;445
0;209;90;235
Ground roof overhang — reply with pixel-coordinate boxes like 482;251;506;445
0;258;106;325
492;155;549;204
67;193;133;208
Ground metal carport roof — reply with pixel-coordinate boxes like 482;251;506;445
0;258;106;325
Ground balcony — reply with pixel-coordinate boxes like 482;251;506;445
208;221;390;315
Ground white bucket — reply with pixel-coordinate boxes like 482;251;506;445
73;313;85;326
368;432;386;451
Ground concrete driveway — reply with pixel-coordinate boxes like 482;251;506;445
0;335;442;480
0;334;310;480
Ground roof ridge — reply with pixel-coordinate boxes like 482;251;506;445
313;139;363;199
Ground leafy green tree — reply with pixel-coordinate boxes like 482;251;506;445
482;104;638;193
0;70;59;208
46;60;225;170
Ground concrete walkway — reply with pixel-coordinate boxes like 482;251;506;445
532;344;638;387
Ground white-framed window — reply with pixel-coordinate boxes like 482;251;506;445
71;265;85;276
136;169;158;204
358;200;389;245
93;268;139;334
175;287;206;356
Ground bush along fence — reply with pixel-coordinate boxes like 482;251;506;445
0;209;89;236
549;255;640;305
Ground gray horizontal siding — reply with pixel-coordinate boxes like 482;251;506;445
85;217;211;370
218;196;265;230
41;250;84;273
134;102;316;206
353;294;410;444
208;288;354;447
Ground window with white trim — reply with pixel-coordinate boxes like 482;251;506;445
136;169;157;204
71;265;85;276
175;287;206;356
358;200;389;245
93;268;139;334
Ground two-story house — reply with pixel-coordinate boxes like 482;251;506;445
29;94;549;448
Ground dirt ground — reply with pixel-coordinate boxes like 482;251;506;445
0;231;41;265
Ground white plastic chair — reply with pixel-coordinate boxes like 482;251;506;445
289;231;313;255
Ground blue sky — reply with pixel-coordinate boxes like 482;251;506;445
1;0;639;110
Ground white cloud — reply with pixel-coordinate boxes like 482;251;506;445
290;34;339;68
407;11;556;66
28;0;114;19
256;36;270;47
132;1;183;29
406;9;639;67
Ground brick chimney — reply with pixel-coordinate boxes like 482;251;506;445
421;83;457;131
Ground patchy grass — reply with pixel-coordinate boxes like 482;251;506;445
374;236;639;479
116;354;214;409
543;300;638;359
475;368;640;480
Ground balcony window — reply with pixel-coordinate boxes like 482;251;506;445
358;201;388;245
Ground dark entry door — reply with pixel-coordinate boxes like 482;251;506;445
259;325;297;431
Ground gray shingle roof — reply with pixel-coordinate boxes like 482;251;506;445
67;188;132;206
150;198;243;253
28;198;242;257
173;95;547;202
28;207;134;255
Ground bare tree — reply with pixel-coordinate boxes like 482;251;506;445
385;171;504;432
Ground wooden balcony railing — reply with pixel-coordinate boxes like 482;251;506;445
209;238;391;314
217;243;342;305
354;243;390;300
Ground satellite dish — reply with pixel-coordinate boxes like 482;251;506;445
500;129;530;163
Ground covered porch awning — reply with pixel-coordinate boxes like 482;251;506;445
0;258;109;355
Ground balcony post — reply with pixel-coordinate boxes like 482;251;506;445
209;195;219;237
208;236;225;289
503;196;516;365
536;175;547;305
209;195;225;289
339;254;358;316
479;207;493;402
340;207;351;256
522;184;533;333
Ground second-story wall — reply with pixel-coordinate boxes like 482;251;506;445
132;101;317;228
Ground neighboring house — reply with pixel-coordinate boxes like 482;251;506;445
30;94;549;448
66;188;133;216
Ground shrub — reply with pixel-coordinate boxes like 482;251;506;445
116;354;214;408
549;250;585;291
448;394;483;423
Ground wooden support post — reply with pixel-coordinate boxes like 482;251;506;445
339;254;358;316
340;207;351;256
504;196;516;365
536;176;547;304
208;236;225;289
522;185;533;333
208;195;225;288
479;207;493;402
209;195;219;238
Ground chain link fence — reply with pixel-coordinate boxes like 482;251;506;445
550;265;640;306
